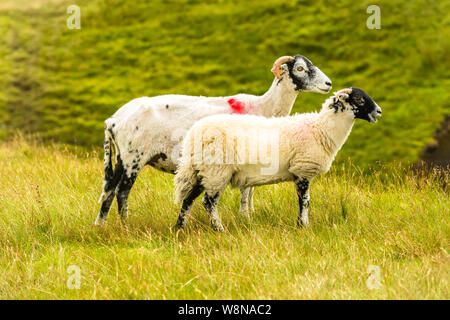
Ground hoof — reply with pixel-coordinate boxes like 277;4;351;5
94;216;106;226
211;222;225;232
239;210;251;218
296;219;309;229
119;211;128;221
174;219;186;230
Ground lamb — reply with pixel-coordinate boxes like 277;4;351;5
95;54;332;225
174;88;382;231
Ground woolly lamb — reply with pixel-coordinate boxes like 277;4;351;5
95;55;332;225
174;88;382;231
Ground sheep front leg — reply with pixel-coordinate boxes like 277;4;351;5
239;187;252;217
248;187;255;212
294;177;310;228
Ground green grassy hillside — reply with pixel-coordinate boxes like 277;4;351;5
0;0;449;165
0;138;448;299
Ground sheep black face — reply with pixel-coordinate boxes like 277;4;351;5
331;88;382;123
282;55;332;93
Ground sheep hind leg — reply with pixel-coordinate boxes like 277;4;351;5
294;176;310;228
175;182;204;229
95;156;124;225
202;192;224;232
115;169;140;220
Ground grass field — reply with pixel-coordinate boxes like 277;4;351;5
0;138;448;299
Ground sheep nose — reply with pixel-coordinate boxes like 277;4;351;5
376;105;382;115
325;81;332;86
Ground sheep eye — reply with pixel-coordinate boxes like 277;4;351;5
297;67;304;71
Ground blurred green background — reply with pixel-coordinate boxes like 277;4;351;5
0;0;449;166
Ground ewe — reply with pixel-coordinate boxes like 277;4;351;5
174;88;382;231
95;55;332;225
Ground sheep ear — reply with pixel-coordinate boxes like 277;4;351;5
335;88;352;102
337;93;349;101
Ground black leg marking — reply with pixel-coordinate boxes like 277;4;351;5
96;156;124;223
202;192;218;213
202;192;224;232
294;176;310;228
175;182;204;229
116;170;138;219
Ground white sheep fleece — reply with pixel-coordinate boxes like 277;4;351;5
174;95;355;203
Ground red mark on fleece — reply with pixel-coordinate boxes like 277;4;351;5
227;98;246;114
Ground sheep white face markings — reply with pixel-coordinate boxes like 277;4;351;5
282;55;332;93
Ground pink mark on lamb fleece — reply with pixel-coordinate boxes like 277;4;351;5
294;116;316;138
227;98;246;114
